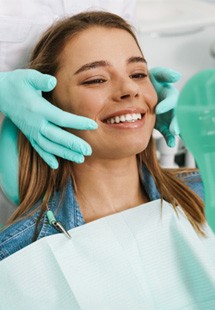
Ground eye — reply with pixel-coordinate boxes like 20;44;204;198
130;73;148;79
82;78;106;85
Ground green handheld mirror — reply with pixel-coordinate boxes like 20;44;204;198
176;69;215;232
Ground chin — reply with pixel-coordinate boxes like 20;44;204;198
96;139;150;159
126;142;149;156
124;137;150;151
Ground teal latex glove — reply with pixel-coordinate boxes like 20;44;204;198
176;69;215;232
0;69;98;169
150;67;181;147
0;118;19;204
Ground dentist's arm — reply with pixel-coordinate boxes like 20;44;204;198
149;67;181;147
0;69;98;169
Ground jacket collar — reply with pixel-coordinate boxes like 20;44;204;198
46;164;161;230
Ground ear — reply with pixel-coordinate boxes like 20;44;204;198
0;118;19;205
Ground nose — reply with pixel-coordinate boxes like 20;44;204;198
113;77;140;102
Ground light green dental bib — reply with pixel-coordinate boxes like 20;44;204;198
0;199;215;310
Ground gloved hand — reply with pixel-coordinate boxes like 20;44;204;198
0;69;98;169
149;67;181;147
0;118;19;204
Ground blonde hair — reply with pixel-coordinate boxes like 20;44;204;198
8;11;205;236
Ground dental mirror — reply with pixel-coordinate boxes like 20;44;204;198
176;69;215;232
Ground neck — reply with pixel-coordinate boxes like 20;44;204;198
71;156;148;223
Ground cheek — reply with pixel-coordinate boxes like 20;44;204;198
151;115;156;130
66;88;108;119
139;86;158;122
145;83;158;109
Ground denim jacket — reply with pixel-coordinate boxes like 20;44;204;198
0;166;204;261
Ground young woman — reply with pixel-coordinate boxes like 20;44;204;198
0;12;214;308
0;9;207;254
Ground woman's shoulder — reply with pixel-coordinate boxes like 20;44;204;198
176;169;202;184
0;210;56;261
0;179;81;261
176;170;204;201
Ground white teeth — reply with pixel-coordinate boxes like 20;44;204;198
115;116;120;123
125;114;133;121
106;113;142;124
119;115;126;122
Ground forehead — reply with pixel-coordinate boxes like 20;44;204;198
59;26;143;69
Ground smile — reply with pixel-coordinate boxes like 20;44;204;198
105;113;143;124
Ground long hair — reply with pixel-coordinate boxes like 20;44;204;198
8;11;205;235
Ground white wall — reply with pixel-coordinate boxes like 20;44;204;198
134;0;215;89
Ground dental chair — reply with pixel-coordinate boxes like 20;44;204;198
153;129;196;169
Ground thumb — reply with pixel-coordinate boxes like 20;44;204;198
26;69;57;92
150;67;181;83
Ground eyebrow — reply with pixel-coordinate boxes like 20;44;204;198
74;56;147;75
127;56;147;65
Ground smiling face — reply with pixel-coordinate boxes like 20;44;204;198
53;26;158;160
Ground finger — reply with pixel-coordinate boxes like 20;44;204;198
31;140;59;169
166;135;176;148
26;69;57;92
43;104;98;130
169;116;180;136
41;123;92;155
157;125;176;147
156;93;178;114
36;134;85;163
150;67;181;83
163;131;176;148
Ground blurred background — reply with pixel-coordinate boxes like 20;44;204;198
134;0;215;168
